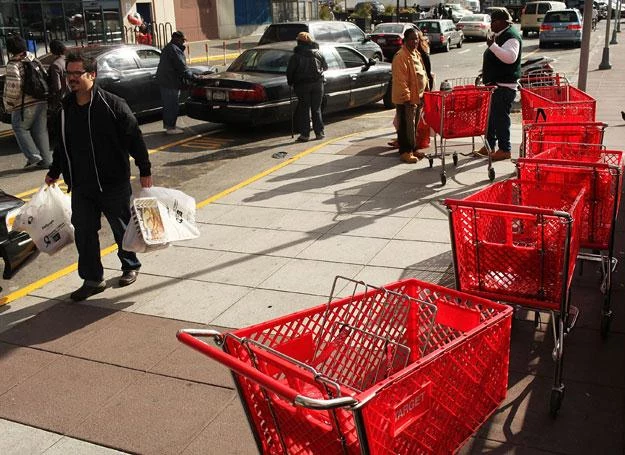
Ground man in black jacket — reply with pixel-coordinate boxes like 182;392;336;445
45;52;153;301
286;32;328;142
156;31;194;135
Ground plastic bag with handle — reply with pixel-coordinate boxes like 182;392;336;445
13;184;74;255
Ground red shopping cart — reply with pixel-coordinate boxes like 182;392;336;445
178;276;512;454
423;85;495;185
521;121;607;158
445;179;586;417
520;80;596;124
517;148;624;336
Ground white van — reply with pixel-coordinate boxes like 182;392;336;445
521;1;567;36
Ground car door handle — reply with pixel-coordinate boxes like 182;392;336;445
351;75;358;80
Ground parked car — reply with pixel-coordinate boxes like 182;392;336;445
456;13;491;39
185;42;393;126
354;0;386;15
258;21;384;61
521;1;567;37
445;3;472;22
0;190;36;281
368;22;419;60
415;19;464;51
0;43;214;124
539;8;583;48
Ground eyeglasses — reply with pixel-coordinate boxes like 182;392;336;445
66;70;87;77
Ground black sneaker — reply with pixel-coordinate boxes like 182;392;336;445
296;135;309;143
70;282;106;302
24;160;42;169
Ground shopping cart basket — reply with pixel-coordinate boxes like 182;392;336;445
521;121;607;158
423;84;495;185
444;179;586;417
520;82;596;124
177;276;512;454
517;148;624;336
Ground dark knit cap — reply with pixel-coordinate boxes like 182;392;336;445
6;35;27;55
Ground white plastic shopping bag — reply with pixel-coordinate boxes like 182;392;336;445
122;186;199;253
13;184;74;255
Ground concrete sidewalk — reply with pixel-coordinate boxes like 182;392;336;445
1;39;624;455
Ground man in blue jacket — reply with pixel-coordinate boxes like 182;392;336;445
45;52;153;301
156;31;194;135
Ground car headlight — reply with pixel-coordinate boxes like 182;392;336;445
5;207;21;232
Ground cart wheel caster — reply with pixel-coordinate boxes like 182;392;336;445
440;172;447;186
600;312;612;338
549;388;564;418
488;167;495;181
453;153;458;166
428;158;434;168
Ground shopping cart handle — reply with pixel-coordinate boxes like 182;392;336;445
176;329;359;410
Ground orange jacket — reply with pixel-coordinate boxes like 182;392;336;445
391;46;428;105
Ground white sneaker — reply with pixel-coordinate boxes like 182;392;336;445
166;128;185;135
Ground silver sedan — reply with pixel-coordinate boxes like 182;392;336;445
456;14;491;40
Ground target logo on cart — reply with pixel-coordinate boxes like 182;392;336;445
391;381;431;437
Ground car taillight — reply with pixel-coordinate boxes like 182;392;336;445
540;24;553;31
389;37;402;45
228;84;267;103
191;86;206;98
457;24;464;29
567;24;582;30
440;35;445;43
479;23;487;28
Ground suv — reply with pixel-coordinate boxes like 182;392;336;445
415;19;464;51
539;8;583;48
258;21;384;60
521;1;567;36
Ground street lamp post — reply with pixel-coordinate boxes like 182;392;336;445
599;0;613;69
610;0;620;43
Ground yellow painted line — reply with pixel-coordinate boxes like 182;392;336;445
180;144;223;149
0;130;14;138
1;130;364;306
189;52;240;65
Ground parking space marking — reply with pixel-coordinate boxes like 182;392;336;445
0;130;369;306
180;137;234;149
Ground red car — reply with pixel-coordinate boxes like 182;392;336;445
368;22;419;61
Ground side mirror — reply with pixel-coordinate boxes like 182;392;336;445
363;36;371;43
364;58;376;69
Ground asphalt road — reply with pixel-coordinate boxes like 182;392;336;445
0;23;609;298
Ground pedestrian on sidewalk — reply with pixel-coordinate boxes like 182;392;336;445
391;27;428;163
2;35;51;169
156;31;194;135
45;51;153;302
47;39;68;150
474;8;521;162
286;31;328;142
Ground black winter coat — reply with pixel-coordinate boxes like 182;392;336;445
156;41;193;89
286;42;328;86
48;86;151;192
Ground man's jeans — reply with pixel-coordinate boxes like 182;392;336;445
71;183;141;285
11;102;51;165
486;86;517;153
160;87;180;129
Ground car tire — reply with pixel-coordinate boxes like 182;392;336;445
383;83;394;109
457;37;463;48
522;29;528;38
538;40;546;48
444;40;450;52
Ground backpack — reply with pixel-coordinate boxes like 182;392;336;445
22;59;49;99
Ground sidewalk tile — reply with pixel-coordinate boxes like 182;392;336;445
368;239;451;269
0;343;59;396
297;233;390;264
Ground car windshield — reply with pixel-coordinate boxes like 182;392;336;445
461;15;486;21
228;48;292;73
416;22;440;32
373;24;405;33
544;11;579;22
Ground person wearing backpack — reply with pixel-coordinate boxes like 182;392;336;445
286;32;328;143
2;35;51;168
47;39;68;150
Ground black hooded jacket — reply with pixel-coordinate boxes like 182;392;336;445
48;86;151;192
286;42;328;86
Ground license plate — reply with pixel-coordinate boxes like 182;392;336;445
208;90;227;101
555;26;566;31
378;38;386;44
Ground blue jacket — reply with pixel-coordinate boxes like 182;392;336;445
156;41;193;89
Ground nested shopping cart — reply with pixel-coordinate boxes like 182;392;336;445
445;179;586;417
423;83;495;185
520;77;596;124
521;121;607;158
178;276;512;454
517;147;624;336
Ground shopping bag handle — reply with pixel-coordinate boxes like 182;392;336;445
177;329;359;410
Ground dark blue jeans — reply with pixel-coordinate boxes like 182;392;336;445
71;182;140;284
486;86;517;153
294;81;324;137
160;86;180;129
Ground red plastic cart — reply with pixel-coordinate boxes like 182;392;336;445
178;276;512;454
445;179;586;417
423;85;495;185
521;121;607;158
517;148;624;336
520;82;596;124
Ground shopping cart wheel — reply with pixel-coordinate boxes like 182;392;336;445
428;157;434;168
488;167;495;181
440;172;447;186
600;310;612;338
453;153;458;166
549;387;564;418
